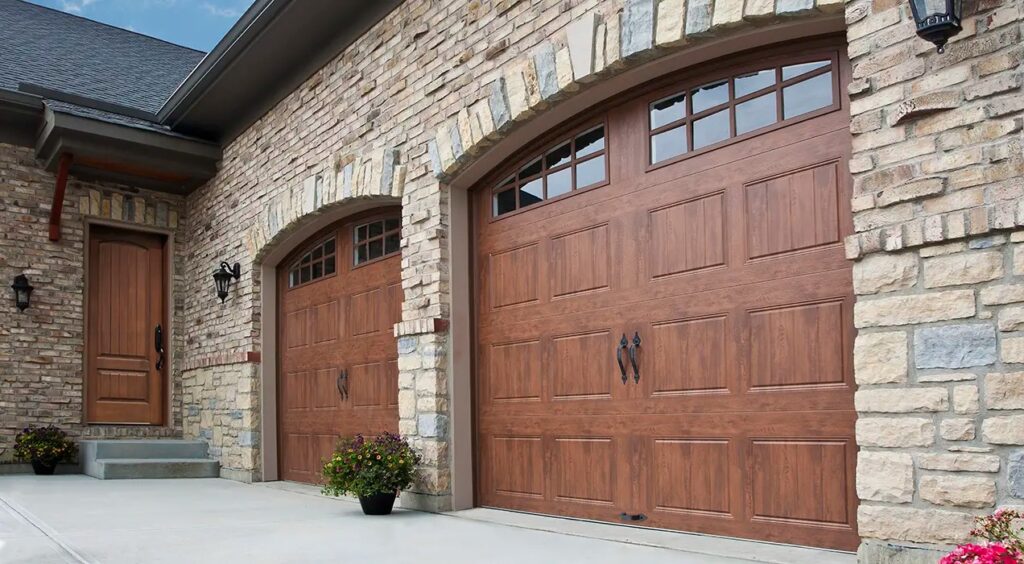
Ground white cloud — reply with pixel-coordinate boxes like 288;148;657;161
201;2;241;18
59;0;97;13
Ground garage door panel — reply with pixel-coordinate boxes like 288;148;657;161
550;224;612;299
648;315;730;395
749;299;849;390
745;161;842;260
650;438;733;516
551;330;616;400
649;192;726;278
552;437;618;506
312;300;341;344
487;339;543;403
488;243;542;309
488;435;545;499
350;287;383;336
748;439;853;526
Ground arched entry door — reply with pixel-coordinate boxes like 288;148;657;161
472;38;859;550
277;207;403;483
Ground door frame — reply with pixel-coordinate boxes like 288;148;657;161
82;218;174;426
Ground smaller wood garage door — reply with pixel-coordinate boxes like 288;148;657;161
473;40;859;551
277;208;403;483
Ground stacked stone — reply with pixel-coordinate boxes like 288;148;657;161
181;363;260;481
845;0;1024;558
0;142;187;457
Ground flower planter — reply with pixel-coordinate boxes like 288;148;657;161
358;491;397;515
31;460;57;475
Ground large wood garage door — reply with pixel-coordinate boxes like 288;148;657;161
277;208;402;483
473;40;859;551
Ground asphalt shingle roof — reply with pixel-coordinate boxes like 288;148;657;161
0;0;205;117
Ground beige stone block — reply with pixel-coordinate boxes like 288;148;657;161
1015;245;1024;275
854;331;908;384
999;306;1024;332
856;417;935;447
985;372;1024;409
855;388;948;413
857;505;973;544
953;384;979;414
917;452;999;472
655;0;686;45
854;290;975;328
744;0;774;18
712;0;743;26
566;11;598;81
920;475;996;508
853;252;918;294
1002;336;1024;363
982;415;1024;444
857;451;913;503
923;251;1003;288
940;418;976;440
982;284;1024;306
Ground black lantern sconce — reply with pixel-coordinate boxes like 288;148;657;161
11;274;33;312
910;0;963;53
213;262;241;303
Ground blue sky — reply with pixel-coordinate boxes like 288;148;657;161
27;0;253;52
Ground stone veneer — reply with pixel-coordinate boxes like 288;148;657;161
843;0;1024;558
0;142;188;456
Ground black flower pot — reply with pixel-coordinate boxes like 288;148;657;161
358;491;397;515
31;460;57;475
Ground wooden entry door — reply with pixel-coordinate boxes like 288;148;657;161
86;226;167;424
277;209;403;484
473;41;858;551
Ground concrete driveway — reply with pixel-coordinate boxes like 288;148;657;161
0;475;855;564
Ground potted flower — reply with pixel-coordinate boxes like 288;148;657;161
14;425;77;475
321;432;420;515
941;510;1024;564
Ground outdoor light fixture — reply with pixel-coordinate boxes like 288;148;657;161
11;274;33;312
213;262;241;303
910;0;963;53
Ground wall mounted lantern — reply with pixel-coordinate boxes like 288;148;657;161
11;274;33;311
910;0;963;53
213;262;241;303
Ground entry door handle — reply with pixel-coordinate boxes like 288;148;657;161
616;334;629;384
628;332;641;384
336;369;349;401
154;324;165;371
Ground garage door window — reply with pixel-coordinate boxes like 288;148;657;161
492;124;607;218
354;217;401;265
287;236;337;288
649;54;838;165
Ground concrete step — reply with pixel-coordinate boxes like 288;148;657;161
88;458;220;480
79;439;211;460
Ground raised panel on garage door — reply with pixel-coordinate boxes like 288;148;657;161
277;208;402;484
473;40;857;551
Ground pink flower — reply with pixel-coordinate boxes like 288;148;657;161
940;542;1022;564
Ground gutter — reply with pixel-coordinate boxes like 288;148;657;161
156;0;282;126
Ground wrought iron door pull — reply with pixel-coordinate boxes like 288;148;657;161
154;324;165;371
336;369;349;400
616;334;629;384
629;331;642;384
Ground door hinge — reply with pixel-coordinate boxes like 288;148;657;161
619;512;647;522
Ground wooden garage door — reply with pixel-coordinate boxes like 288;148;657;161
277;208;402;484
473;41;859;551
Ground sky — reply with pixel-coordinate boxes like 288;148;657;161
26;0;254;52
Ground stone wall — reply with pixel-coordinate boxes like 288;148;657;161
844;0;1024;557
0;142;187;458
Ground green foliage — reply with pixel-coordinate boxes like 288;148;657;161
321;432;420;498
14;425;77;466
